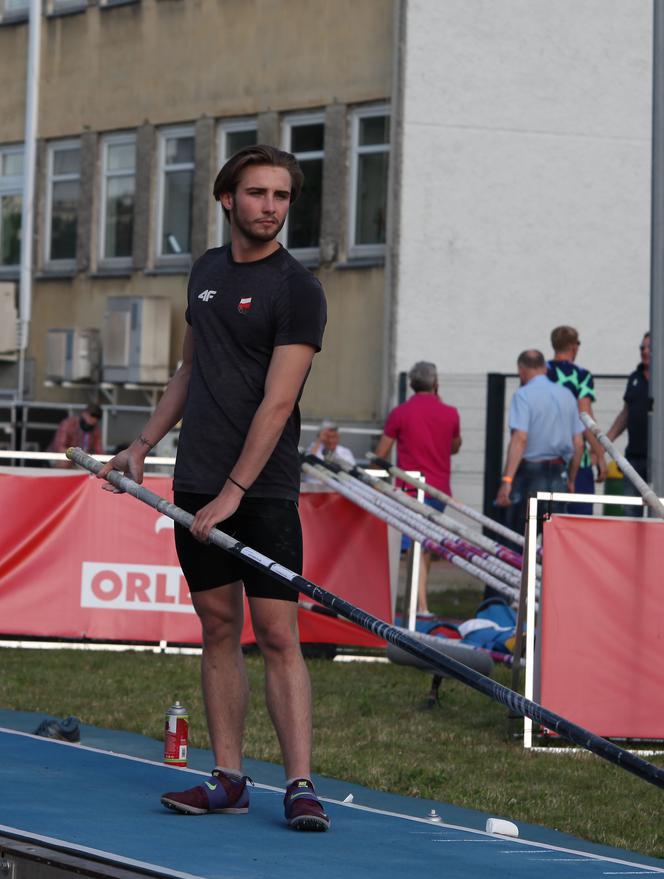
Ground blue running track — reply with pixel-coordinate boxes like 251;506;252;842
0;712;662;879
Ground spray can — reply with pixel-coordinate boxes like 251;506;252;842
163;701;189;767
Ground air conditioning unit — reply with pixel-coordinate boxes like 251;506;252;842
46;328;101;382
0;282;17;357
102;296;172;384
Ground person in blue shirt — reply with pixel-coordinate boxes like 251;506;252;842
495;349;584;537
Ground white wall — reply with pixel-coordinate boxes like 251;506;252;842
391;0;653;381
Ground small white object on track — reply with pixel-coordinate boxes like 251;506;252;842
486;817;519;837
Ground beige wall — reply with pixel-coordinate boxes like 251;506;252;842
29;273;187;404
2;0;393;422
302;266;386;422
29;263;386;418
0;25;28;143
0;0;393;141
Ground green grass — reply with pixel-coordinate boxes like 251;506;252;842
1;587;663;859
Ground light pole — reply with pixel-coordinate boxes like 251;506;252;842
17;0;41;407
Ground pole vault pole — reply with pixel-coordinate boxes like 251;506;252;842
329;467;522;593
323;454;532;575
580;412;664;519
368;453;537;556
67;446;664;789
309;457;524;592
302;460;520;603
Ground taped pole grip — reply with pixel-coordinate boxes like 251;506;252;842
579;413;664;519
67;446;664;791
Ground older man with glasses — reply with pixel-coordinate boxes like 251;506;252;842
496;349;584;539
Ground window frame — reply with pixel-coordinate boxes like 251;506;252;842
0;144;24;271
99;0;139;8
47;0;88;15
348;103;390;260
98;132;136;269
215;118;258;247
280;111;325;262
155;124;196;262
1;0;29;22
44;137;81;270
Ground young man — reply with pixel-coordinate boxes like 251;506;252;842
98;145;329;831
547;326;606;514
374;362;461;616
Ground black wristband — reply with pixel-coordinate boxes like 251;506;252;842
137;434;155;450
227;475;248;493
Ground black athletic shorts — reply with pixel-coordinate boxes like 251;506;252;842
174;492;302;601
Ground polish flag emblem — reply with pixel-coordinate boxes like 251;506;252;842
238;297;252;314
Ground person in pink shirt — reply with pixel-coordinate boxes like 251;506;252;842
48;403;104;468
374;362;462;615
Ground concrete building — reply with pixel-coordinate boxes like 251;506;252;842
0;0;653;504
386;0;653;506
0;0;394;448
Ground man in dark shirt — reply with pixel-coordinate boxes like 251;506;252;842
99;146;329;831
607;332;651;516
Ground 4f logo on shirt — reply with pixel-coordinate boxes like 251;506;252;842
198;290;216;302
238;297;252;314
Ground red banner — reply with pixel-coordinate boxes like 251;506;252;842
0;471;392;647
540;515;664;738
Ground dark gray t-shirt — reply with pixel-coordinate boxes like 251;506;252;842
173;245;327;500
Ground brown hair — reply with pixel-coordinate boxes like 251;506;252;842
86;403;102;420
212;144;304;219
517;349;545;369
550;325;579;353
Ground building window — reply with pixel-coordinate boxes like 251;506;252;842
282;113;324;258
216;119;257;245
1;0;29;19
45;139;81;266
49;0;87;13
99;133;136;264
0;146;23;269
157;126;194;259
349;105;390;257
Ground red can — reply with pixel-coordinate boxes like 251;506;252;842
163;701;189;766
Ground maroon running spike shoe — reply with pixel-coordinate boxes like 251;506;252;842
161;769;251;815
283;778;330;831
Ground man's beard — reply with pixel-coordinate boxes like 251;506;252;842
231;204;286;243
